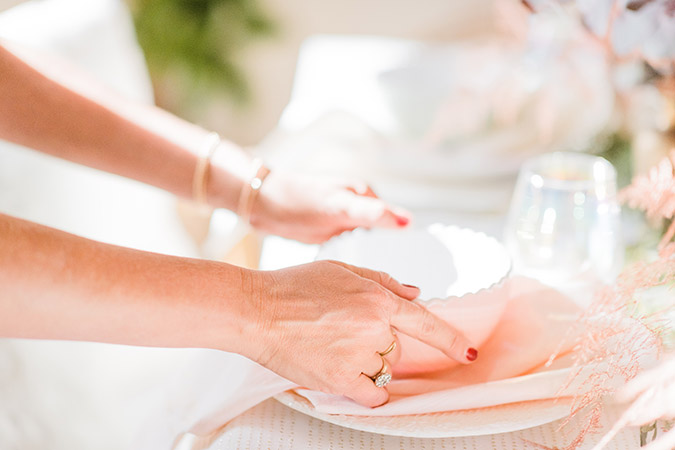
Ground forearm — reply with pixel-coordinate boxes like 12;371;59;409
0;42;251;210
0;213;261;354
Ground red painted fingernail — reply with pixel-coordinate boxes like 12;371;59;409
396;216;409;227
403;284;419;290
466;348;478;361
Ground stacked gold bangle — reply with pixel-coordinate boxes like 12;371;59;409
192;133;270;224
237;157;270;225
192;132;221;207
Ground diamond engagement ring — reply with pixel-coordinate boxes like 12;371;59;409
371;355;392;388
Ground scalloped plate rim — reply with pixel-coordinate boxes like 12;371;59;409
317;224;512;301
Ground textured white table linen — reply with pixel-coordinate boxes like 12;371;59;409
192;397;642;450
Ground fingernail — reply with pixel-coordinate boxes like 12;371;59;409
402;284;419;290
466;348;478;362
396;216;409;227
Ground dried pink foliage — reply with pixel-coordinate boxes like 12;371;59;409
522;151;675;450
583;150;675;450
593;356;675;450
555;284;664;449
620;150;675;254
521;260;670;450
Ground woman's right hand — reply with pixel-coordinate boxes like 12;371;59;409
244;260;477;408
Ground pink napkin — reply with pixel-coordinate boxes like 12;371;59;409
296;277;585;415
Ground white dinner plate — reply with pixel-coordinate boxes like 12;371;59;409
274;391;573;438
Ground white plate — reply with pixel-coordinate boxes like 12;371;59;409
316;224;511;300
274;391;573;438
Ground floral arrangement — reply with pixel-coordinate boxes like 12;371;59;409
525;150;675;450
492;3;675;447
595;150;675;450
523;0;675;75
520;0;675;180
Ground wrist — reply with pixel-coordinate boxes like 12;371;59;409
219;267;275;363
166;261;265;358
203;140;253;211
191;132;220;207
237;158;271;225
234;267;277;363
201;140;272;226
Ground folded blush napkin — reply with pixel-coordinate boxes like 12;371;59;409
296;277;586;415
175;277;599;441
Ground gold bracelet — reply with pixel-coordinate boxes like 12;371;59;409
192;132;221;206
237;158;270;225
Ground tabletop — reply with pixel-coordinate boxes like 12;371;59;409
192;397;641;450
179;35;651;450
169;234;646;450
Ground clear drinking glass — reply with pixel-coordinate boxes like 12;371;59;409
504;152;623;297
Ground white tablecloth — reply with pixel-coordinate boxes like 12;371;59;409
192;395;640;450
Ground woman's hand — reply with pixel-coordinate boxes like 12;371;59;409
246;260;477;407
249;170;411;244
0;45;407;247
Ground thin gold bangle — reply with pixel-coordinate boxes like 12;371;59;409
192;132;221;206
237;158;270;225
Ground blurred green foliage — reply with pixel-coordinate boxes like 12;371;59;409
127;0;274;104
597;132;633;189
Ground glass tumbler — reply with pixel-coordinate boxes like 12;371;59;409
504;152;623;296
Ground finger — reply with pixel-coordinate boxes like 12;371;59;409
345;182;378;198
339;194;412;229
361;185;378;198
327;260;420;300
345;374;390;408
362;353;387;379
378;334;401;367
391;300;477;364
374;205;411;228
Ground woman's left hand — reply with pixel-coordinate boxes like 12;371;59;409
249;170;411;244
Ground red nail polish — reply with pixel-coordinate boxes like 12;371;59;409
396;216;409;227
466;348;478;361
403;284;419;290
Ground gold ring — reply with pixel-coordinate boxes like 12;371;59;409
370;355;392;388
378;340;397;357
